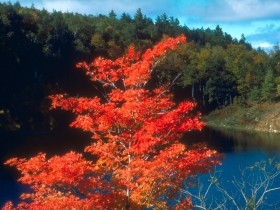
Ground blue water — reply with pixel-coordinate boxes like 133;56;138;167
184;128;280;209
0;127;91;207
187;151;280;209
1;127;280;208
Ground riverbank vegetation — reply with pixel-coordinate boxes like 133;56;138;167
1;2;280;133
205;102;280;133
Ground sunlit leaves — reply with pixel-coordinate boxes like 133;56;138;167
4;35;222;209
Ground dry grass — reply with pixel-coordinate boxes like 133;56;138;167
204;102;280;133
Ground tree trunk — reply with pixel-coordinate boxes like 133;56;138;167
192;83;195;102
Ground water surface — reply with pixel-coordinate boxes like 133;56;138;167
184;127;280;209
0;126;280;208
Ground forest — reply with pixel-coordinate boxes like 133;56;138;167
0;2;279;132
1;2;280;209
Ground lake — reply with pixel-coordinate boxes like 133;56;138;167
184;127;280;209
0;126;280;208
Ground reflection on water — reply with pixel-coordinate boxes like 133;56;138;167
184;126;280;153
213;127;280;153
185;127;280;209
0;126;92;207
1;126;280;207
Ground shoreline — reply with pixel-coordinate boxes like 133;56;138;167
204;102;280;134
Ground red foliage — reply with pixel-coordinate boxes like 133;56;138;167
4;35;222;209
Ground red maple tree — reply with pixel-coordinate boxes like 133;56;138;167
3;35;222;209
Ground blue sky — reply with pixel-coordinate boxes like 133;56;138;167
2;0;280;50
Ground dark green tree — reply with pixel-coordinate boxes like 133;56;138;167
261;69;276;102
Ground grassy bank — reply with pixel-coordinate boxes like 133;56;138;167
204;102;280;133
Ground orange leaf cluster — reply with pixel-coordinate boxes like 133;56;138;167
4;35;222;209
76;35;186;88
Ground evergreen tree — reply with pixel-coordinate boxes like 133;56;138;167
261;69;276;102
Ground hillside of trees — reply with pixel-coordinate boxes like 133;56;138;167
0;2;279;132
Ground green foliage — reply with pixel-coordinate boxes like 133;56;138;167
0;1;280;131
204;56;237;107
275;77;280;96
248;87;262;104
261;69;276;102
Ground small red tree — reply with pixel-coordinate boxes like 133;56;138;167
3;35;222;209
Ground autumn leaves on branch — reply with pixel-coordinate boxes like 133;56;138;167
4;35;222;209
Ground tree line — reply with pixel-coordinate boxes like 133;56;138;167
0;2;279;131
